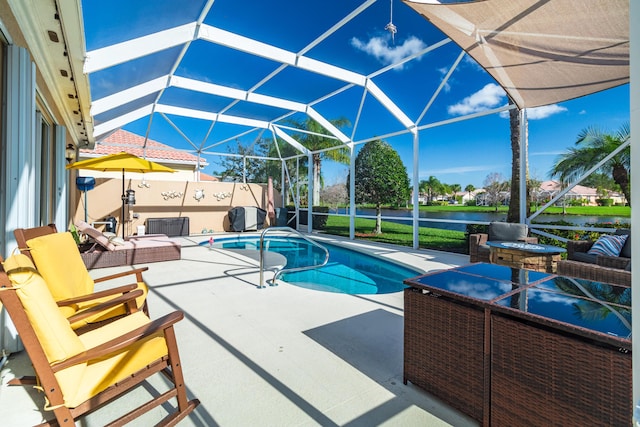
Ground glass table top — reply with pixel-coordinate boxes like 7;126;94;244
404;263;550;301
404;263;631;340
495;286;631;339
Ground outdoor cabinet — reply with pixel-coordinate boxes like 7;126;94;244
403;263;632;427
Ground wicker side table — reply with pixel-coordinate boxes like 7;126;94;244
403;288;488;424
491;314;631;427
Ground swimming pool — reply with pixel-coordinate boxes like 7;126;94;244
204;236;420;294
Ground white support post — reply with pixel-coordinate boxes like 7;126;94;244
630;0;639;416
412;130;420;249
307;152;313;232
349;146;356;240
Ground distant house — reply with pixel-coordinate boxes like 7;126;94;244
534;180;599;206
78;129;215;182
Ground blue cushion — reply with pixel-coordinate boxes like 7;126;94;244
587;234;628;257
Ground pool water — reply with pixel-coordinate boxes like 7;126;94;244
206;236;420;294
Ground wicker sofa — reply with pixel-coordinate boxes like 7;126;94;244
558;228;631;286
469;222;538;263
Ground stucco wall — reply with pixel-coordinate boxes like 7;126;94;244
71;178;282;236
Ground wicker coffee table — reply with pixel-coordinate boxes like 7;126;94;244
486;240;566;273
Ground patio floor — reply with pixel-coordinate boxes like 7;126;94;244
0;233;478;426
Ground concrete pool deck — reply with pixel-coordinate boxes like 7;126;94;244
0;233;478;426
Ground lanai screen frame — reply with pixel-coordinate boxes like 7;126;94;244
81;0;635;411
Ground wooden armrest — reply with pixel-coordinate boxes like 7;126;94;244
65;290;143;325
56;284;138;306
52;311;184;371
93;266;149;284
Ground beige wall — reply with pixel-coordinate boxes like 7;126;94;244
70;178;282;236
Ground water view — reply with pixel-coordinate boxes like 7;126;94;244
322;208;628;232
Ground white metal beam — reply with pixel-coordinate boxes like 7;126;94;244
91;76;169;115
84;23;197;73
272;126;310;155
366;80;414;129
306;107;350;144
93;105;154;138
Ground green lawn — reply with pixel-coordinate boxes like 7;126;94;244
414;204;630;217
322;216;468;253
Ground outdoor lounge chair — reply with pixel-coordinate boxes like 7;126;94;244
14;224;149;330
0;253;199;426
469;222;538;263
75;220;181;268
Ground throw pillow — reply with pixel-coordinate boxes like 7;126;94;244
587;234;628;257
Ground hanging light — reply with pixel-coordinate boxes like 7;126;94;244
385;0;397;44
65;143;77;164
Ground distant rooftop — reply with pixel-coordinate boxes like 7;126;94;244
80;129;208;167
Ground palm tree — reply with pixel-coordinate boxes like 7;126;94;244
289;117;350;206
450;183;461;202
550;123;630;205
465;184;475;204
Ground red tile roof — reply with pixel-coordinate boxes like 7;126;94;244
80;129;207;165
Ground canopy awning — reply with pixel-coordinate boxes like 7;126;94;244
404;0;629;109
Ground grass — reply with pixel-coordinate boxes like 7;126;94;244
322;216;467;253
415;204;631;216
343;204;630;217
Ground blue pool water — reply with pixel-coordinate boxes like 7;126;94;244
204;236;420;294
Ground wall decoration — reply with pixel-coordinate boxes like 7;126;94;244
161;190;184;200
193;189;205;201
213;191;232;201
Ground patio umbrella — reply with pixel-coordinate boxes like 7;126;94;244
66;152;175;238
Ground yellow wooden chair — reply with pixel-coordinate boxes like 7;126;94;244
14;225;148;330
0;254;199;426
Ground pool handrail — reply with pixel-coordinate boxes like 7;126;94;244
259;227;330;289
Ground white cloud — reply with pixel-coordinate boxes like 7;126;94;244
423;164;500;176
448;83;506;115
530;150;564;157
498;103;567;119
526;104;567;119
350;35;426;69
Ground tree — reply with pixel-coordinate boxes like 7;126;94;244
349;140;410;234
217;138;269;182
420;176;443;204
483;172;508;211
550;123;631;205
450;183;461;201
289;117;351;206
506;100;532;223
320;183;347;213
465;184;475;202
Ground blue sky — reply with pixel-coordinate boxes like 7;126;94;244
82;0;630;189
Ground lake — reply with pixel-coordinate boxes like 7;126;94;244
321;208;629;232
